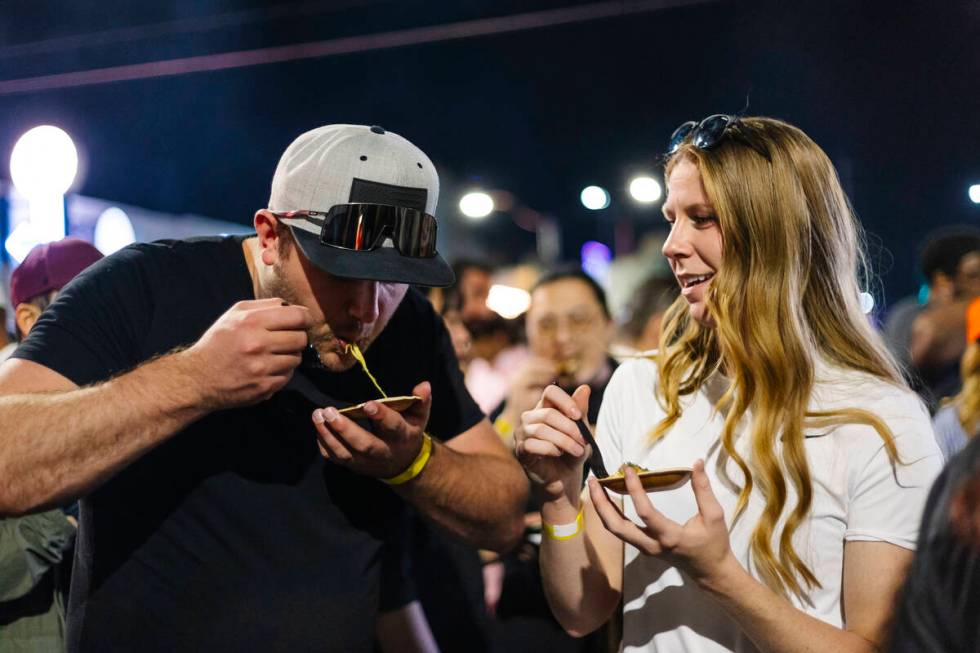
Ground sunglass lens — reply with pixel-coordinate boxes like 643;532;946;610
667;121;697;154
394;209;438;258
693;114;732;149
320;204;437;258
321;206;384;250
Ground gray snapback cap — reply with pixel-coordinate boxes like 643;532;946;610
269;124;453;287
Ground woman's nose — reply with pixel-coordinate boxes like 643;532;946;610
661;222;691;260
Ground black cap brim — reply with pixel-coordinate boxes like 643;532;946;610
289;226;455;287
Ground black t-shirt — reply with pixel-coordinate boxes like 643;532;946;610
890;436;980;653
13;236;484;652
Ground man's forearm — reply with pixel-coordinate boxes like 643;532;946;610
395;442;528;552
0;352;210;516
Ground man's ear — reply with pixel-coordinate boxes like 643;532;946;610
15;302;42;339
254;210;280;266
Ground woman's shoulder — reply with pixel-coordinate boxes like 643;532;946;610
814;364;927;421
596;356;661;418
813;366;940;465
607;354;659;389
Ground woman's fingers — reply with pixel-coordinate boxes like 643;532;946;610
588;477;665;555
623;467;682;548
539;384;583;420
523;420;585;457
522;407;586;447
518;437;562;459
690;459;725;525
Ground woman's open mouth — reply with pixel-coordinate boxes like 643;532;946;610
679;273;714;291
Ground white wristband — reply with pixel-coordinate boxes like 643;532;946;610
542;507;584;541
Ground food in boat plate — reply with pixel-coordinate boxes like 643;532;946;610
338;396;421;419
556;358;581;378
597;462;693;494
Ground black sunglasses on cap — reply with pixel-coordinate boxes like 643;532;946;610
273;204;439;259
667;114;770;161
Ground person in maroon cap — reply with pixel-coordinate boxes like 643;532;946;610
0;237;102;652
1;238;104;361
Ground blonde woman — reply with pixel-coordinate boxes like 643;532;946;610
515;116;942;652
932;297;980;460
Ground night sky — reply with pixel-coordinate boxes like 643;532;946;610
1;0;978;306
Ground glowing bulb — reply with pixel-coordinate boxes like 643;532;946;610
969;184;980;204
628;176;662;203
10;125;78;196
581;241;612;285
486;284;531;319
94;207;136;254
580;185;610;210
459;192;494;219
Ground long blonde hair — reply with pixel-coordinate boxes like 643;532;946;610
655;117;905;599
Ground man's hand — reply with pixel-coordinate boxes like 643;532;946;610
909;299;969;372
183;298;312;409
312;381;433;479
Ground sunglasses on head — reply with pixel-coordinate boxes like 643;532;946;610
274;203;439;259
667;114;770;161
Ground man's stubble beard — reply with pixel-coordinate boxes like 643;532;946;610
260;252;400;373
260;258;360;372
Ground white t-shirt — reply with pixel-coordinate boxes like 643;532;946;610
595;358;943;653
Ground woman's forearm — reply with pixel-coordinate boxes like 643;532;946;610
539;496;623;637
702;556;879;653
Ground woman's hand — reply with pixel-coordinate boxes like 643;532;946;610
588;459;737;586
515;384;591;505
498;356;560;439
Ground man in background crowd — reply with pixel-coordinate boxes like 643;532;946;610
884;227;980;409
1;237;103;652
449;259;528;414
488;267;617;653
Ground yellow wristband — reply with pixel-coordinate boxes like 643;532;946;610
542;507;584;541
382;433;433;485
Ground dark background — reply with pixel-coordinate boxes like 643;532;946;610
1;0;978;307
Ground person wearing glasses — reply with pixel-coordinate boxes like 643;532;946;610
515;116;942;652
0;124;527;652
492;267;617;445
484;267;616;650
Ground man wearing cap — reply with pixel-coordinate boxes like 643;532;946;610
0;125;528;651
1;237;103;652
